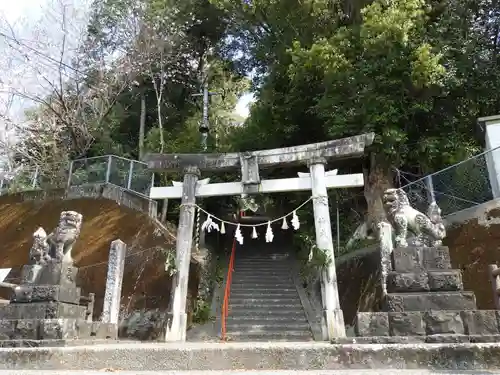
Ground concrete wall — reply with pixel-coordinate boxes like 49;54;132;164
479;115;500;199
445;197;500;227
10;183;158;218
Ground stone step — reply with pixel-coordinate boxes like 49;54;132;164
230;287;298;293
231;280;293;286
231;281;294;286
3;341;499;370
229;304;304;318
0;371;459;375
392;246;451;272
236;253;290;257
233;270;292;275
230;297;302;305
385;291;476;312
226;315;308;322
233;269;291;274
235;256;290;259
236;253;291;258
232;276;293;282
228;307;306;315
227;336;313;342
233;272;292;278
225;323;311;332
232;279;292;284
234;257;290;262
233;263;290;268
235;256;291;260
225;330;313;341
332;334;500;344
387;270;463;293
230;291;299;298
230;283;296;290
229;293;298;300
234;265;291;269
233;268;290;272
234;257;290;267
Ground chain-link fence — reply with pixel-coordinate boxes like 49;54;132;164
331;191;369;255
401;147;500;216
69;155;154;196
0;155;154;198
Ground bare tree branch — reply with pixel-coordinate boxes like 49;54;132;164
0;0;134;173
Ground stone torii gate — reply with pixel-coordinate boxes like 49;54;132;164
146;132;375;342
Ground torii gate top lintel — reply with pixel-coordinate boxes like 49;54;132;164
145;133;374;172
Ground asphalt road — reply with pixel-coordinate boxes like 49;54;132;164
0;371;499;375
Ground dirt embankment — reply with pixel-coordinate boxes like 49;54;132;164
336;248;383;326
0;195;180;324
444;208;500;310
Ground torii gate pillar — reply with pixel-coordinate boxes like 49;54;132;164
309;157;346;339
165;166;200;342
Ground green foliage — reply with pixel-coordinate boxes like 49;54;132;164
294;231;331;280
163;249;178;276
213;256;225;285
192;296;213;324
338;238;378;256
287;0;450;164
219;0;495;171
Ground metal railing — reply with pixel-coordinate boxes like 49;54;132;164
401;147;500;217
0;155;154;198
3;146;500;219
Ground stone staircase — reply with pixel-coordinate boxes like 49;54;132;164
224;245;313;341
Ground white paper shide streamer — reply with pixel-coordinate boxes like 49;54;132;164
195;196;310;244
291;210;300;230
201;214;220;233
281;217;289;230
265;221;274;243
235;224;244;245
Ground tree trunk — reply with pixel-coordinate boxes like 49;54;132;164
160;198;169;223
139;91;146;160
157;99;164;153
363;153;393;235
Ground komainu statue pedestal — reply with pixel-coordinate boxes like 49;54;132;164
0;260;117;347
0;210;118;347
350;245;500;343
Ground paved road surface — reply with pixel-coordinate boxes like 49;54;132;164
0;371;499;374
